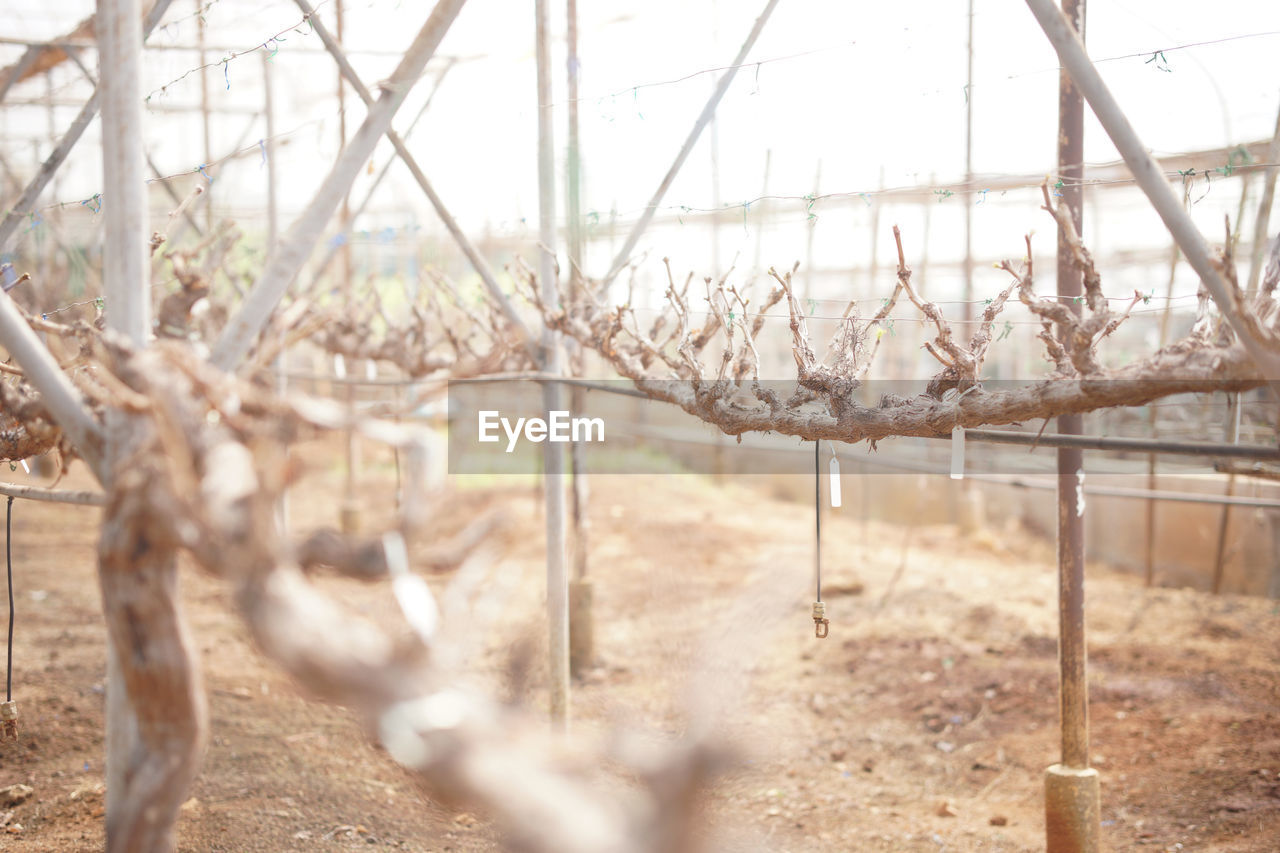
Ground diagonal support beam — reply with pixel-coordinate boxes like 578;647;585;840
0;46;41;107
211;0;470;371
599;0;781;288
1025;0;1280;379
302;60;453;291
0;0;176;255
292;0;537;362
58;41;206;242
0;292;105;479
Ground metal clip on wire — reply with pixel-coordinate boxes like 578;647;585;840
0;700;17;741
812;601;829;639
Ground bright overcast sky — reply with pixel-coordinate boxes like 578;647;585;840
2;0;1279;305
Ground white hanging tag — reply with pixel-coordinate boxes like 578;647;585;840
19;459;29;474
950;425;966;480
365;360;377;381
333;353;347;379
828;454;842;507
383;531;438;643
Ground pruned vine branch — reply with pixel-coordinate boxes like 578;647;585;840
521;182;1280;445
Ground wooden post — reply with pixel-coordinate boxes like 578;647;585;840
535;0;569;730
98;1;206;850
1044;3;1100;851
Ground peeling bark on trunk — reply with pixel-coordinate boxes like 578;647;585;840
98;462;206;853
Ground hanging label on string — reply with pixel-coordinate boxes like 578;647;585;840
333;353;347;379
828;453;842;508
950;425;966;480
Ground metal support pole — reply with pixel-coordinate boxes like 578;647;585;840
336;0;350;287
331;0;362;535
300;60;452;290
262;49;287;532
1025;0;1280;379
61;42;203;243
708;104;722;276
599;0;781;287
963;0;975;329
802;160;821;302
196;1;213;230
98;3;205;850
867;168;883;306
0;481;105;505
0;0;175;254
565;0;583;287
262;53;279;250
753;148;771;273
565;0;593;680
211;0;469;371
1045;2;1100;851
0;295;104;473
99;4;151;840
1145;237;1182;585
957;0;985;533
1246;100;1280;298
1211;393;1241;594
535;0;568;731
0;47;40;105
100;11;148;347
289;0;536;362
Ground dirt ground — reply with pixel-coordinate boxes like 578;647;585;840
0;449;1277;851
